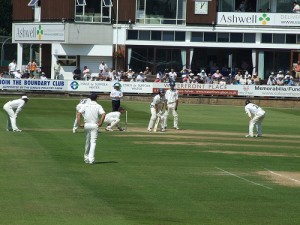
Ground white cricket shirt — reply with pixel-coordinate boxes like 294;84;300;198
4;99;26;115
245;103;265;117
104;111;121;123
165;89;178;104
79;101;105;124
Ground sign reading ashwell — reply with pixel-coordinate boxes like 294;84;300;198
14;24;65;42
217;12;300;26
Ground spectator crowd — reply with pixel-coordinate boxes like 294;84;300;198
1;59;300;87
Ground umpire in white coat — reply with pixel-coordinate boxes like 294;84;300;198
77;93;106;164
3;96;29;132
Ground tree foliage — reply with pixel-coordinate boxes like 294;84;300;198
0;0;12;36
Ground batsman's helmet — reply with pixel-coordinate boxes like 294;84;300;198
159;88;165;94
245;99;251;105
170;81;176;86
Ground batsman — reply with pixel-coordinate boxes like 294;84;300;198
147;88;166;132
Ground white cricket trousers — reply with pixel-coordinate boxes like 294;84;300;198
249;112;266;136
84;123;99;163
163;103;178;128
3;104;18;131
148;107;163;130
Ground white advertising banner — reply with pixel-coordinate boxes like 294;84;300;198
217;12;300;27
67;81;153;93
1;78;300;97
14;24;65;41
0;79;66;91
68;80;111;92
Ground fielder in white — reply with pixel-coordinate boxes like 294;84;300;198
104;107;126;131
77;93;106;164
73;98;91;133
147;88;166;132
163;81;179;130
244;99;266;137
3;96;29;132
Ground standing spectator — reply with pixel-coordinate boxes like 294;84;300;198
8;59;17;78
76;93;106;164
3;96;29;132
83;66;91;81
238;0;246;11
293;61;300;81
163;81;179;130
168;69;177;82
144;66;151;80
99;61;108;74
27;59;37;77
244;99;266;138
147;88;165;132
293;1;300;13
73;98;91;133
110;83;123;111
104;107;126;131
53;60;61;79
73;66;82;80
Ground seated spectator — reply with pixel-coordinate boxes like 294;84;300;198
234;71;242;84
219;77;226;85
136;72;145;82
130;74;136;82
127;68;134;80
252;73;260;85
267;73;276;85
13;69;22;79
205;73;213;84
212;76;219;84
276;76;284;86
156;71;164;82
40;72;47;80
246;75;253;85
83;66;91;81
212;69;223;80
73;67;82;80
144;67;152;78
120;71;128;81
239;75;247;85
107;68;114;81
284;76;294;86
99;68;108;81
199;70;207;80
276;71;284;79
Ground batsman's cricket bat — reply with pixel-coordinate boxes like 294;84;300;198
125;110;128;131
153;116;160;132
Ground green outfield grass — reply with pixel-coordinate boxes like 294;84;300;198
0;95;300;225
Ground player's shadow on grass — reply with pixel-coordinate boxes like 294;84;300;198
94;161;118;164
